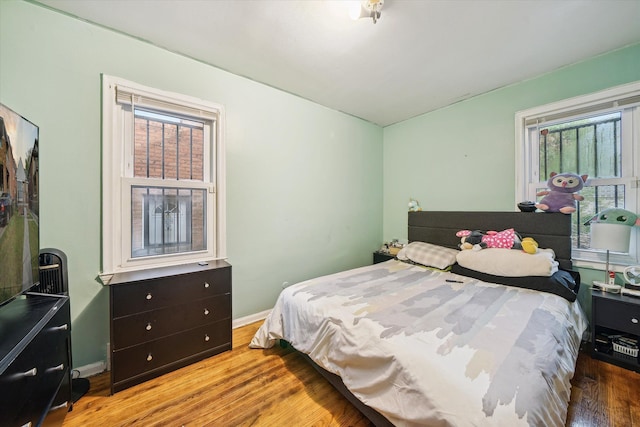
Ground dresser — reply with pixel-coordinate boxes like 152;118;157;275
0;293;72;426
108;260;232;393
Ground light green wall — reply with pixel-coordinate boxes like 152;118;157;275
382;42;640;317
383;43;640;242
0;1;383;368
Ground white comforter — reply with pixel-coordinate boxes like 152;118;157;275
250;260;587;427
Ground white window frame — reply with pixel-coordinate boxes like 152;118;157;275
515;81;640;271
101;75;226;280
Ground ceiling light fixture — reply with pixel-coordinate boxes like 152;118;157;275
348;0;384;24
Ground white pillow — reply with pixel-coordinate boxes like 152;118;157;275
396;242;459;270
456;248;558;277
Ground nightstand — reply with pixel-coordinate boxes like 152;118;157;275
591;291;640;373
373;251;395;264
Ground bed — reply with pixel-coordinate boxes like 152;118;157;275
250;211;588;426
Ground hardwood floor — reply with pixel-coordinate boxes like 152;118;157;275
63;321;639;427
567;346;640;426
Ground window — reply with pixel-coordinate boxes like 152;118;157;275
101;75;226;278
516;82;640;269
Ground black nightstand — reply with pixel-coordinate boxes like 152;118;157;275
591;291;640;373
373;251;395;264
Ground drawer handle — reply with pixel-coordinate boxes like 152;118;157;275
204;334;210;342
52;323;69;331
204;308;210;316
23;368;37;377
49;401;68;412
204;282;210;289
47;364;65;373
146;323;152;331
146;293;153;300
146;353;153;362
632;318;638;324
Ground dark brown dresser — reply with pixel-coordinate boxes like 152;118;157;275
0;294;72;426
108;260;232;393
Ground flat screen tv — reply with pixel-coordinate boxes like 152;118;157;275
0;103;39;307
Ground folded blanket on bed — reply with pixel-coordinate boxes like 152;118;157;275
456;248;558;277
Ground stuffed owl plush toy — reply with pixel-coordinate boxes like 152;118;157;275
535;172;588;214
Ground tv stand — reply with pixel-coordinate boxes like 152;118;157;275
0;292;72;426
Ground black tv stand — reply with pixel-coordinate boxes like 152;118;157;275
0;292;72;426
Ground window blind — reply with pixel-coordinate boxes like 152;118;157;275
524;93;640;127
115;85;218;121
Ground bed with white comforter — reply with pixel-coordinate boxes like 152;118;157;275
250;212;588;426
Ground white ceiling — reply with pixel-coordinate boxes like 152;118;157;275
36;0;640;127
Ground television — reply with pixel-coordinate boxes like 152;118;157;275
0;103;39;307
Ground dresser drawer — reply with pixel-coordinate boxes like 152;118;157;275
0;304;70;426
112;293;231;350
112;318;231;383
2;364;69;427
594;297;640;336
112;267;231;318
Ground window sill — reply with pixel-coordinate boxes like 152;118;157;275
100;259;231;286
572;258;637;273
97;273;114;286
98;257;229;286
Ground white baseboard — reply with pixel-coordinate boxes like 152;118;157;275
232;309;271;329
74;361;107;378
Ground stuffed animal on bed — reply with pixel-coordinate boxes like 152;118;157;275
456;229;519;250
535;172;588;214
457;229;539;254
456;230;487;250
520;237;539;254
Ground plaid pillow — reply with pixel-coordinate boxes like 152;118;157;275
396;242;459;270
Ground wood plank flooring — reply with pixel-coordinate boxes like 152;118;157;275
63;321;639;427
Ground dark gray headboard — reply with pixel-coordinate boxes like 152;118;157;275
407;211;573;270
